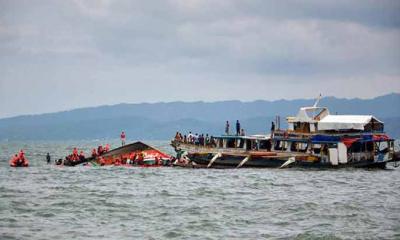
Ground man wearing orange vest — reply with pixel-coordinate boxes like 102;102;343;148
91;148;97;158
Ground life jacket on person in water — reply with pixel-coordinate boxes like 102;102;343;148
10;153;29;167
137;152;144;165
129;152;136;162
79;151;85;161
99;157;106;166
18;150;25;159
114;158;121;166
98;146;104;156
91;148;97;157
9;155;18;167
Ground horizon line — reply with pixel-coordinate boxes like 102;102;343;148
1;92;398;120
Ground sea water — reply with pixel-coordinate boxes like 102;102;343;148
0;140;399;239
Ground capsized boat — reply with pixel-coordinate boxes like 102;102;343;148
64;141;173;167
171;101;399;169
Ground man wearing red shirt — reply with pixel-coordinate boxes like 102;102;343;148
120;131;126;146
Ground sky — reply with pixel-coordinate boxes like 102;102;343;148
0;0;400;118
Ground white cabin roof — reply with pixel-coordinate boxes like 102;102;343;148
290;107;330;123
318;115;383;131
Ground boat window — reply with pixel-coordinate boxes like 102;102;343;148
290;142;298;151
246;140;252;150
218;139;223;148
259;140;271;150
350;142;363;152
298;143;308;152
227;139;236;148
366;142;374;152
312;144;321;154
238;139;244;148
274;140;282;150
294;122;310;133
275;141;287;151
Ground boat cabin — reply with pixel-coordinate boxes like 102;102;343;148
286;106;330;133
317;115;384;133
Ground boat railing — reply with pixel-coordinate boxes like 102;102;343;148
273;129;389;139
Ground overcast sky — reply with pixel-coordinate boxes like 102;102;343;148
0;0;399;118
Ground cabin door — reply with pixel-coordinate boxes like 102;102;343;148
338;143;348;164
328;148;338;166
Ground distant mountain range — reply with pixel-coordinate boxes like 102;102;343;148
0;93;399;140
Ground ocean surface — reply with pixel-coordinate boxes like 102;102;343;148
0;140;399;239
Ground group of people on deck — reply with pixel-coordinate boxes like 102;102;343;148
174;132;217;147
225;120;245;136
174;120;247;146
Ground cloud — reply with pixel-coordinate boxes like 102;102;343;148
0;0;399;117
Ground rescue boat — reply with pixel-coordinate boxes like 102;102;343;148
9;155;29;167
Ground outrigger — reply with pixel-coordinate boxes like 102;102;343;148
171;98;399;169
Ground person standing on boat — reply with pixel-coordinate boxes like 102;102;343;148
120;131;126;146
194;133;199;145
240;129;245;136
188;132;193;143
46;153;51;164
236;120;241;136
225;121;230;135
270;121;275;137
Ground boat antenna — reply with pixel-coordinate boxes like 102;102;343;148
313;93;322;108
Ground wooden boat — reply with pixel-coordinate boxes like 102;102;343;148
64;141;172;167
171;100;399;169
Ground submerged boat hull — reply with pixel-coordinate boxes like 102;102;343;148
186;153;386;169
172;142;390;169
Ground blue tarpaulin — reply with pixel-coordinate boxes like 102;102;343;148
311;135;341;143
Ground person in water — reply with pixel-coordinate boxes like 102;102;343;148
97;145;104;155
71;148;79;161
99;156;106;166
120;131;126;146
46;153;51;164
91;148;97;158
79;151;85;161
